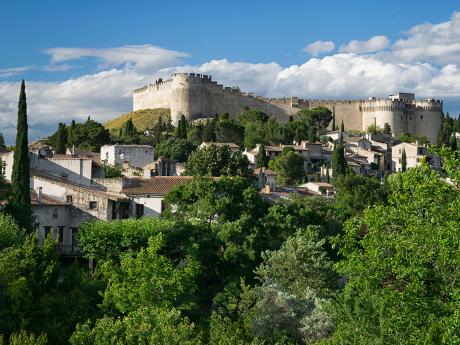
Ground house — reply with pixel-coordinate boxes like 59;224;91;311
391;142;433;172
299;182;335;197
1;147;193;257
254;167;277;191
100;144;154;168
121;176;193;217
199;142;241;152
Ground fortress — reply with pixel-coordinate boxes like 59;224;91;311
133;73;443;143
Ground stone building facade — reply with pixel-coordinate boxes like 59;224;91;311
133;74;442;143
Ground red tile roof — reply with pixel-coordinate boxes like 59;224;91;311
122;176;193;196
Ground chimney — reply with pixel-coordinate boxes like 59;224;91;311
72;145;76;156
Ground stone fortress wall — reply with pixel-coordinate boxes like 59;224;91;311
133;73;442;143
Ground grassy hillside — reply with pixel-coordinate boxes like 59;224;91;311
104;108;171;132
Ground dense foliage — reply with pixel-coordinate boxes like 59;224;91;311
268;147;305;185
185;145;251;177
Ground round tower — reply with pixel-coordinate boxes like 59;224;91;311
361;98;405;136
413;99;442;143
170;73;213;124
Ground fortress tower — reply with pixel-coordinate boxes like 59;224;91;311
133;74;443;143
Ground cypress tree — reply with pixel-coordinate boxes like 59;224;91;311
10;80;32;231
0;133;5;149
177;114;187;139
341;120;345;133
332;107;336;130
401;148;407;172
331;141;347;177
256;144;269;168
55;123;68;154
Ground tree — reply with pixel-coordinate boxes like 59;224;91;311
255;144;269;168
268;147;304;186
70;307;202;345
9;80;32;231
331;141;347;177
177;114;188;139
340;120;344;133
0;133;6;149
122;118;137;138
383;122;392;135
54;123;68;154
100;234;198;313
185;145;250;177
333;174;388;220
298;107;333;137
401;147;407;172
332;108;336;131
155;137;196;162
328;165;460;343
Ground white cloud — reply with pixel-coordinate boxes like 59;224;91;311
3;13;460;144
391;12;460;65
43;44;190;72
302;40;335;56
0;66;35;78
340;35;390;53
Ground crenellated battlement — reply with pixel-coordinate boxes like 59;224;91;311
132;73;442;143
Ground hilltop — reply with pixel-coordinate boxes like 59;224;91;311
104;108;170;132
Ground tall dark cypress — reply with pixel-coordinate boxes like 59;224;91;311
331;141;347;177
10;80;32;230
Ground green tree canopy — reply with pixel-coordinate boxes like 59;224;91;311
297;107;333;136
155;137;196;162
328;164;460;344
268;147;304;186
185;145;250;177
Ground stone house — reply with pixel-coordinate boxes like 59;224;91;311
391;142;436;172
100;144;154;168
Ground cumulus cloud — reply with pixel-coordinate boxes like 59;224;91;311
302;40;335;56
43;44;190;72
0;69;151;143
340;35;390;53
3;13;460;144
391;12;460;65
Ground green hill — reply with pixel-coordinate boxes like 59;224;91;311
104;108;171;132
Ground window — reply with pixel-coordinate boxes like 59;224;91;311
410;117;412;120
44;226;51;237
421;115;423;120
52;208;58;218
71;228;78;247
135;204;144;218
89;201;97;210
58;226;64;243
66;195;73;203
399;149;401;154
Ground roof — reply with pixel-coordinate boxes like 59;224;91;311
254;167;277;176
0;149;10;156
308;182;334;188
265;145;308;152
31;190;69;206
201;142;240;149
31;169;127;201
52;152;102;165
122;176;193;196
102;144;153;148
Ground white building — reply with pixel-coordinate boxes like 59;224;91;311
100;144;154;168
391;142;432;172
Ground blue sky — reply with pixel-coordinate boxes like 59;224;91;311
0;1;460;142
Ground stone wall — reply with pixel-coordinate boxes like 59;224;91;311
132;73;442;142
